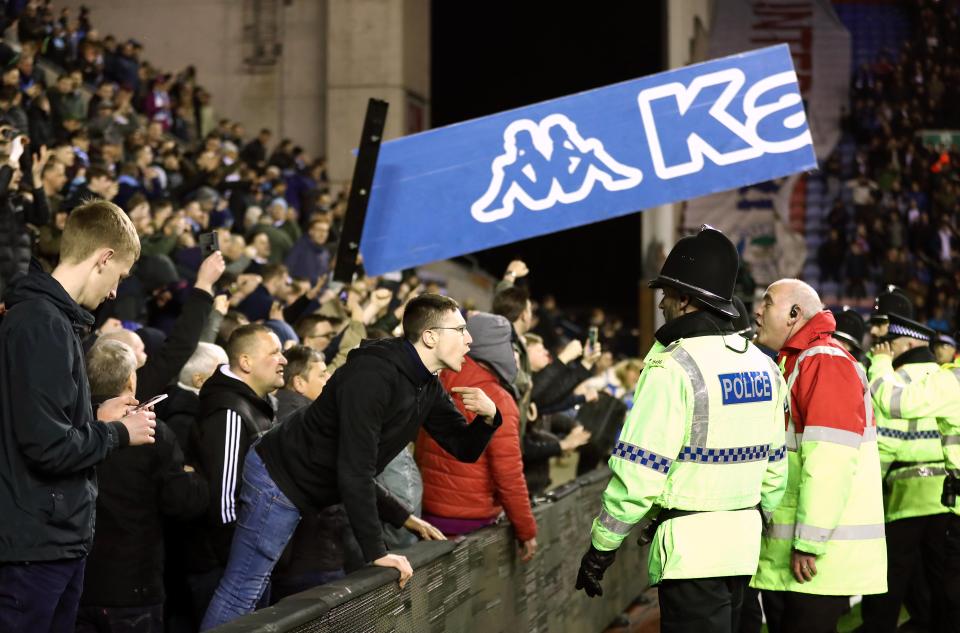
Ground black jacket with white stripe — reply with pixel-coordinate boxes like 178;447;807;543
194;365;276;567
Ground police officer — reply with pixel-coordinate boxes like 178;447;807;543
861;300;949;633
830;306;868;368
575;226;788;633
868;286;912;346
932;331;957;365
871;333;960;633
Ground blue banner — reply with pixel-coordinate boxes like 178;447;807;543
360;44;817;275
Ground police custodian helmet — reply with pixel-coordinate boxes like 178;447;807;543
831;307;867;352
649;224;740;319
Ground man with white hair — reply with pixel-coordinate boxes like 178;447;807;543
160;342;229;460
751;279;886;633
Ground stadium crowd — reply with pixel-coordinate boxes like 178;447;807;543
5;1;960;632
816;0;960;334
0;2;643;631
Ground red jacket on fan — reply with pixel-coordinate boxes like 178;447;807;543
416;356;537;542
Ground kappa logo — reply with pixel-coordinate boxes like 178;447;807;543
471;113;643;223
637;69;812;180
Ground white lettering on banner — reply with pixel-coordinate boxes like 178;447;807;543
637;69;812;180
718;371;773;405
471;114;643;223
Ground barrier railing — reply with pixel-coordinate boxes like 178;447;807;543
10;22;647;628
213;468;649;633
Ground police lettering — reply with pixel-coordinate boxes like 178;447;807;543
717;371;773;405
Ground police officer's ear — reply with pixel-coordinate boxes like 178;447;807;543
789;305;800;321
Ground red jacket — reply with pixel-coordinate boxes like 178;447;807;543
416;357;537;542
778;310;870;436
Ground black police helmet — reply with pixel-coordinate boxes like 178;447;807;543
831;307;866;352
870;285;912;325
649;225;739;319
731;297;753;338
874;289;934;342
933;331;958;348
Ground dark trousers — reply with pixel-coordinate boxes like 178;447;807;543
0;557;86;633
76;604;163;633
761;591;849;633
658;576;750;633
860;513;948;633
946;514;960;633
738;586;763;633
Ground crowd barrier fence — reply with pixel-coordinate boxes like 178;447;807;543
214;468;650;633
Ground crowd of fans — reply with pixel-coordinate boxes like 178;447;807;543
815;0;960;334
0;2;644;631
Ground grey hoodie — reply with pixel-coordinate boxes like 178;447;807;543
466;312;518;389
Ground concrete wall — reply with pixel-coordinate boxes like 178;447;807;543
325;0;430;182
58;0;327;155
60;0;430;181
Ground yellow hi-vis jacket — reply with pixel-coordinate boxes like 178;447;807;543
590;328;787;585
867;349;948;522
870;355;960;517
752;312;887;596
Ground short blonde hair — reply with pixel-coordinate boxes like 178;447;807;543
60;199;141;264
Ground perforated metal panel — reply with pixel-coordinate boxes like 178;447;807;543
230;474;649;633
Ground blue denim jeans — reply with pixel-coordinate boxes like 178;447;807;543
200;448;301;631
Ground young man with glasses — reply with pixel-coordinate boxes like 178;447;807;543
201;294;503;630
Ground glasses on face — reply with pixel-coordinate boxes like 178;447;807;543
430;325;467;336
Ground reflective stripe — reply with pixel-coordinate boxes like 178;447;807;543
769;445;786;462
597;508;635;535
870;378;883;397
878;427;940;441
890;386;905;420
802;425;863;448
786;345;870;428
886;464;947;482
943;435;960;446
676;443;769;464
896;368;913;384
951;367;960;387
611;441;673;474
767;522;886;541
907;418;918;433
670;345;709;448
786;432;799;452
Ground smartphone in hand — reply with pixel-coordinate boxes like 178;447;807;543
199;231;220;256
133;393;168;413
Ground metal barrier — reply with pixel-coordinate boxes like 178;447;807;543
213;469;650;633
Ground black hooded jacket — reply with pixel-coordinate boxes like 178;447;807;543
80;401;208;608
0;271;129;562
0;164;50;299
257;337;503;562
193;365;276;567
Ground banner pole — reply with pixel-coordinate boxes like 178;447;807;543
333;98;389;283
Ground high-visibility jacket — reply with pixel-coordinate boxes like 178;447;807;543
753;311;887;596
867;348;948;522
870;355;960;517
590;322;787;585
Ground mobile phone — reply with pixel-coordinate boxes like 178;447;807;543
134;393;168;412
199;231;219;256
588;326;599;348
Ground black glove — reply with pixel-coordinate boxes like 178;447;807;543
575;544;617;597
